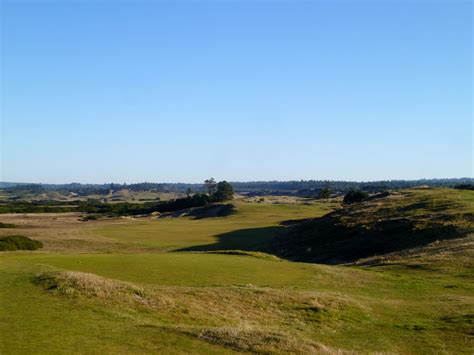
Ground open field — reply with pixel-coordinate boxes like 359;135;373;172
0;188;473;353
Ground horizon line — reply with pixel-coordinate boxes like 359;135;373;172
1;177;472;186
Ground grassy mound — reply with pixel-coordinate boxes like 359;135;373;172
34;271;150;304
32;269;349;353
271;188;474;264
0;235;43;251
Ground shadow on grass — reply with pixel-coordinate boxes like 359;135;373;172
177;211;471;265
176;226;285;252
271;213;470;264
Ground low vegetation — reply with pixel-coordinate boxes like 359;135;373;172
0;222;16;228
35;271;147;301
0;200;80;214
0;235;43;251
343;189;369;204
455;183;474;190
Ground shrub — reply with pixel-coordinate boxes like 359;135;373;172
0;235;43;251
0;222;16;228
81;215;99;221
343;189;368;204
454;184;474;190
318;188;332;199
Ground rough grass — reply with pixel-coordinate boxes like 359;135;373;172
34;271;149;303
194;326;330;353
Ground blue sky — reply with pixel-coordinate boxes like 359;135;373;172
1;0;472;183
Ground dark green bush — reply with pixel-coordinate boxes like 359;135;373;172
0;222;16;228
318;188;332;199
343;189;369;204
81;215;99;221
0;235;43;251
454;184;474;190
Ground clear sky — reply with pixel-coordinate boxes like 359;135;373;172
1;0;472;183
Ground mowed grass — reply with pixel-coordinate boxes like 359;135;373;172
95;201;337;250
5;253;316;288
0;192;473;353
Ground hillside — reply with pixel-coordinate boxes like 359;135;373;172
271;188;474;266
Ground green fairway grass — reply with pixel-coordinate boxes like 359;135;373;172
94;201;337;250
4;253;316;287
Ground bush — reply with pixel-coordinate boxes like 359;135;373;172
343;189;368;204
81;215;99;221
454;184;474;190
0;222;16;228
318;188;332;199
0;235;43;251
156;194;210;213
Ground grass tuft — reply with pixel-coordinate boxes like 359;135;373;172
33;271;156;306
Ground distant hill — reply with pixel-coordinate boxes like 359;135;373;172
270;188;474;265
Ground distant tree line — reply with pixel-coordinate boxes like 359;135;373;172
230;178;474;194
1;178;472;196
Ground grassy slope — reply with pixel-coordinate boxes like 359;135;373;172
272;188;474;265
0;191;473;353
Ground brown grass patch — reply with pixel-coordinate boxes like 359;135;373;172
0;213;144;253
195;325;334;353
34;271;173;308
33;270;353;353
